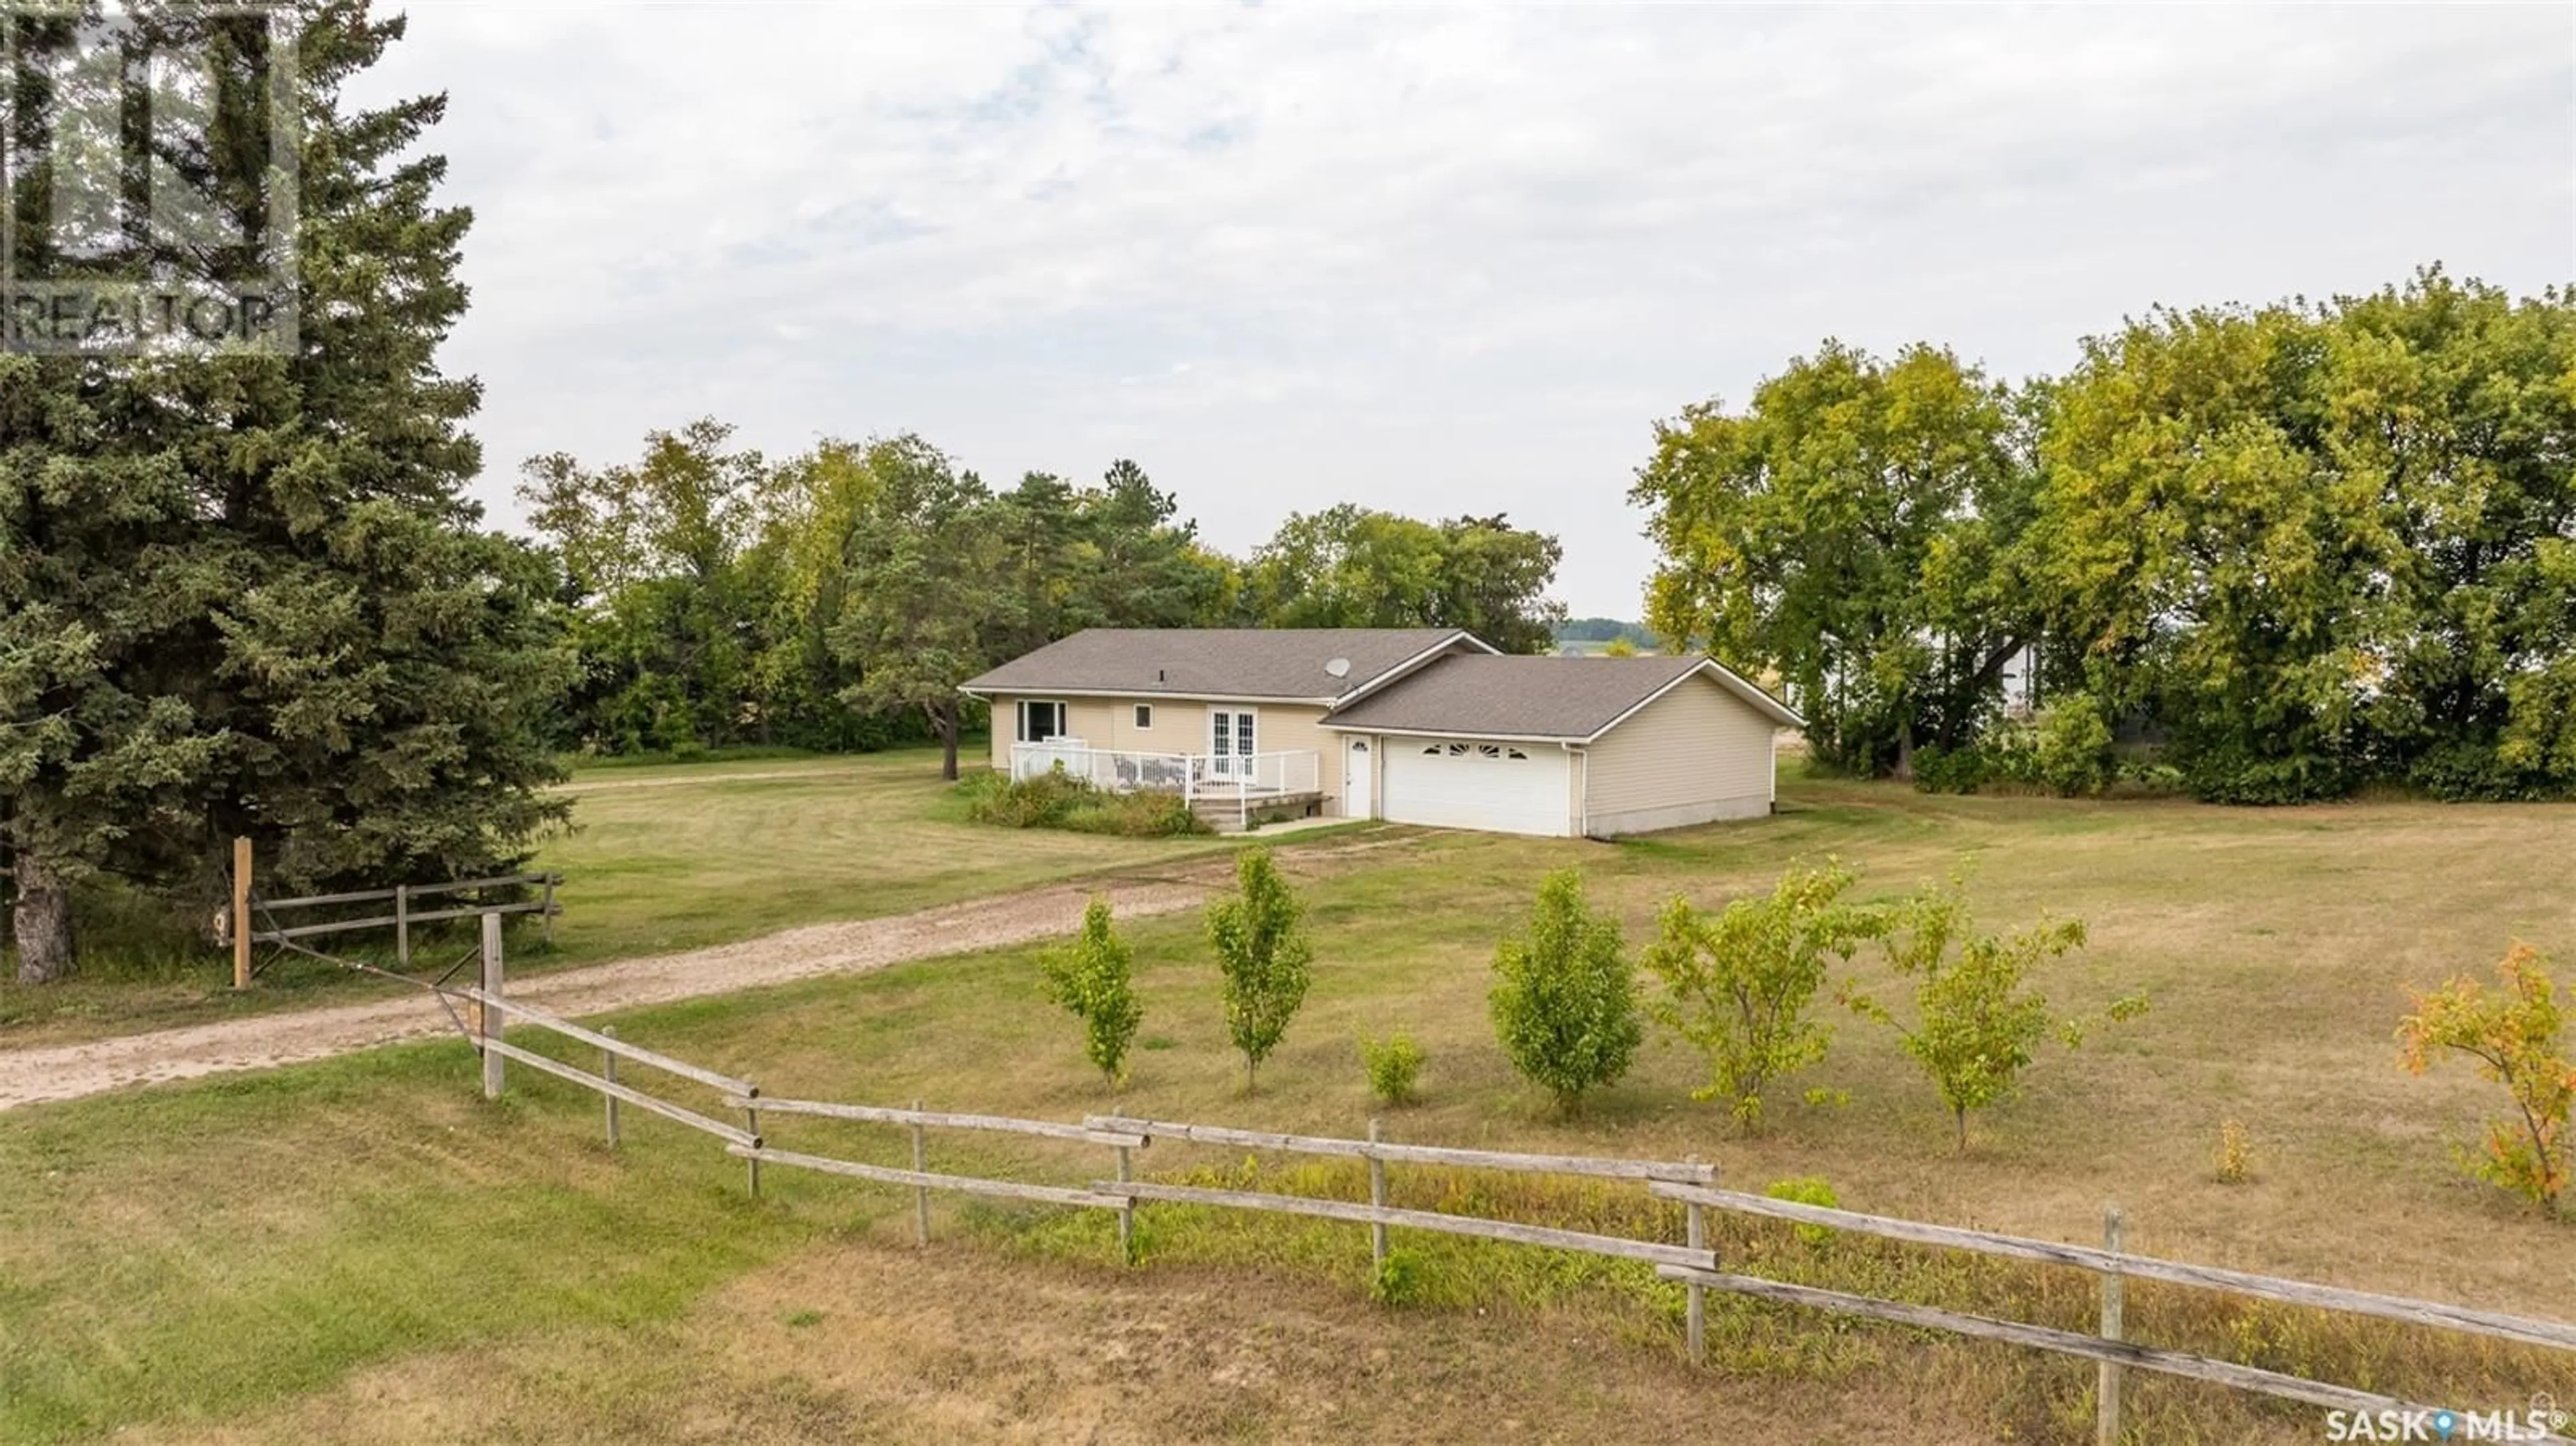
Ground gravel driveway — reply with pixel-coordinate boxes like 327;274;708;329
0;832;1419;1113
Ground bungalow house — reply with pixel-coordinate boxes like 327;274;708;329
958;628;1801;837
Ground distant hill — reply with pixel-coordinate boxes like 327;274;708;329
1553;617;1660;654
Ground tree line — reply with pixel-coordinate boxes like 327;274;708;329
1632;267;2576;803
522;421;1569;776
0;2;1576;984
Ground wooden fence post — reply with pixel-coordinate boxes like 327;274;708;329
1367;1117;1389;1269
1685;1154;1707;1367
601;1025;621;1147
745;1087;763;1197
1115;1139;1135;1264
911;1099;930;1245
394;884;411;972
231;837;253;990
2098;1202;2125;1445
479;912;504;1100
541;875;557;946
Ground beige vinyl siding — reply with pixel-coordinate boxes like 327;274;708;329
1172;702;1343;812
984;696;1344;811
1579;675;1780;835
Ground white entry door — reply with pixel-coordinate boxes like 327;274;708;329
1209;709;1256;778
1342;737;1374;818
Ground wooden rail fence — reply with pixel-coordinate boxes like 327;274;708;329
440;931;2575;1443
229;834;559;989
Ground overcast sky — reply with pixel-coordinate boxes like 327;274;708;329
360;3;2576;619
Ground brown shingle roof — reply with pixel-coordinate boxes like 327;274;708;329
960;628;1477;701
1320;654;1802;739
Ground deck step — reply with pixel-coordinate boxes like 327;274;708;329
1191;791;1327;833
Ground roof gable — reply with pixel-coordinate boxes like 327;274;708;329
960;628;1487;702
1318;654;1803;739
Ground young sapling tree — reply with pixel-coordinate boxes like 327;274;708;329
1640;858;1887;1130
1491;869;1644;1113
1206;847;1312;1091
1040;898;1144;1087
1843;872;2145;1152
2400;943;2572;1216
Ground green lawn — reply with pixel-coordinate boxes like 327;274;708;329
3;773;2571;1441
0;746;1254;1046
5;778;2576;1443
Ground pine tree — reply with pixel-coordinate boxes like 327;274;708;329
0;3;572;982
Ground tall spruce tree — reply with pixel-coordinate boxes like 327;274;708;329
0;3;571;982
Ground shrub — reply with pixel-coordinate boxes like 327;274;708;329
1371;1247;1428;1306
1490;869;1643;1113
1910;745;1987;794
2032;695;2118;796
1764;1176;1841;1247
1639;858;1888;1130
960;769;1210;837
1842;870;2146;1151
1206;847;1312;1091
1039;898;1144;1087
2214;1118;2253;1185
2398;943;2572;1215
1912;696;2116;798
1360;1033;1425;1107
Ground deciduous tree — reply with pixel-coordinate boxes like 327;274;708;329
1040;898;1144;1087
2400;943;2572;1215
1632;342;2035;776
1245;505;1566;652
1490;869;1643;1112
1842;873;2143;1151
826;437;1012;780
1640;859;1888;1130
1206;847;1312;1090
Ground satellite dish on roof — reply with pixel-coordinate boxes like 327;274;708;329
1324;657;1352;679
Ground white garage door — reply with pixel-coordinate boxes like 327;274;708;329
1380;739;1572;836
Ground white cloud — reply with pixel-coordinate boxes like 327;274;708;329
358;1;2575;615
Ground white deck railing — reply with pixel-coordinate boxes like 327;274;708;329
1008;741;1320;810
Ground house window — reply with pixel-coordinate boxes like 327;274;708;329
1016;700;1068;743
1133;704;1154;730
1477;744;1501;758
1422;745;1441;756
1505;747;1529;760
1446;743;1470;756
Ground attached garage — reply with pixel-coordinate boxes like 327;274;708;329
1322;654;1802;839
1379;738;1574;836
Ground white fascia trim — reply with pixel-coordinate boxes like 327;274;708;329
1578;660;1804;742
1318;722;1581;745
960;685;1340;705
1704;656;1808;728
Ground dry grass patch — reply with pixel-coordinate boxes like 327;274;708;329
7;771;2574;1442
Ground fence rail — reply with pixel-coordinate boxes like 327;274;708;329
1101;1177;1712;1270
728;1143;1128;1211
441;943;2576;1443
730;1094;1144;1147
1649;1180;2576;1353
1654;1266;2453;1419
228;832;561;989
470;991;755;1098
1091;1114;1715;1184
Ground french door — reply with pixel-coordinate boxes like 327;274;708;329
1208;709;1257;778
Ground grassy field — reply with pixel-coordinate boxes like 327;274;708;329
0;746;1258;1046
3;768;2573;1441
